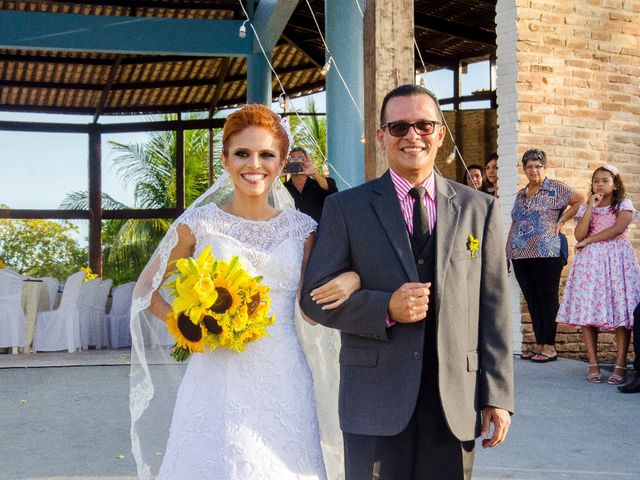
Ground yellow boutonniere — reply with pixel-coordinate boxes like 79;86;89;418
467;234;479;259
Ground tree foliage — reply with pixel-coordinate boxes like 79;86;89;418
61;114;223;285
0;216;87;280
289;98;327;170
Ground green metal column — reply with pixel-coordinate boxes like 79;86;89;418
325;0;365;189
247;53;271;105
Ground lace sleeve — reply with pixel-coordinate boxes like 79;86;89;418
288;210;317;240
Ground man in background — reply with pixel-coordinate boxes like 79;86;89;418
283;147;338;222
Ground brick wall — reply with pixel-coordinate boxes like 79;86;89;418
435;109;498;181
506;0;640;362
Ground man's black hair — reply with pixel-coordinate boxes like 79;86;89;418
379;84;443;126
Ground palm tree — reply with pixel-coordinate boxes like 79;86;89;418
289;98;327;170
61;114;223;283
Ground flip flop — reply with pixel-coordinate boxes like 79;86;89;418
531;352;558;363
520;351;537;360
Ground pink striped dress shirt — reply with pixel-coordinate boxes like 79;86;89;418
384;169;437;328
389;168;437;234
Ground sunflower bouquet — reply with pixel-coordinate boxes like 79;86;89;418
163;245;274;362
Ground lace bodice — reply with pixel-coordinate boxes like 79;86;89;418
179;204;316;324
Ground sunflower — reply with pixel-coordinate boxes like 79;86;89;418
167;312;205;353
204;320;234;350
210;278;242;315
201;314;223;335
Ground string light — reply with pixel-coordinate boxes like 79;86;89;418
238;20;248;39
320;57;332;77
446;150;456;164
278;94;289;113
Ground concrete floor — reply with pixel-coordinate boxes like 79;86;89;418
1;350;638;480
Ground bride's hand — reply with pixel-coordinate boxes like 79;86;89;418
310;271;361;310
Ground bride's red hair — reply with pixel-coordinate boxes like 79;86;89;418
222;104;289;160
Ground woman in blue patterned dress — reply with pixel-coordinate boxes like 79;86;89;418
506;149;584;362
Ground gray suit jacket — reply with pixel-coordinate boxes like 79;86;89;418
300;170;514;441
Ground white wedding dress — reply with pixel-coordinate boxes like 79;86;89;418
157;203;327;480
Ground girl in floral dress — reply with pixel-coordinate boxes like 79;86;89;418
556;165;640;384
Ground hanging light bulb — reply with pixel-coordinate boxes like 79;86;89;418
446;150;456;164
360;133;366;144
321;57;332;77
239;20;248;39
278;94;289;113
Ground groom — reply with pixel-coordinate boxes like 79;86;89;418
301;84;514;480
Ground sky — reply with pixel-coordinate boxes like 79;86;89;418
0;62;490;241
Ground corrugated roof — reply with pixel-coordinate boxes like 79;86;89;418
0;0;496;116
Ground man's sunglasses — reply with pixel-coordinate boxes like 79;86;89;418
381;120;441;137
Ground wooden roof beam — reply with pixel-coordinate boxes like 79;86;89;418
39;0;242;12
0;11;251;56
282;32;324;68
0;63;317;91
93;56;122;123
207;57;233;114
0;53;226;65
414;12;495;47
252;0;299;52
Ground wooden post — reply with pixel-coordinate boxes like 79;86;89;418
363;0;415;181
88;126;102;275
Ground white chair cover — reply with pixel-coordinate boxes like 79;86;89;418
92;278;112;349
32;270;86;352
78;279;103;349
106;282;135;349
0;271;26;350
41;276;60;310
0;267;28;280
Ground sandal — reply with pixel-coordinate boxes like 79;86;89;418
587;364;602;384
607;365;627;385
531;352;558;363
520;350;537;360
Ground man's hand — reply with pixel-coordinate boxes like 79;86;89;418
388;282;431;323
480;406;511;448
303;158;318;177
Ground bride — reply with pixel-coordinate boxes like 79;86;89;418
130;104;357;479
